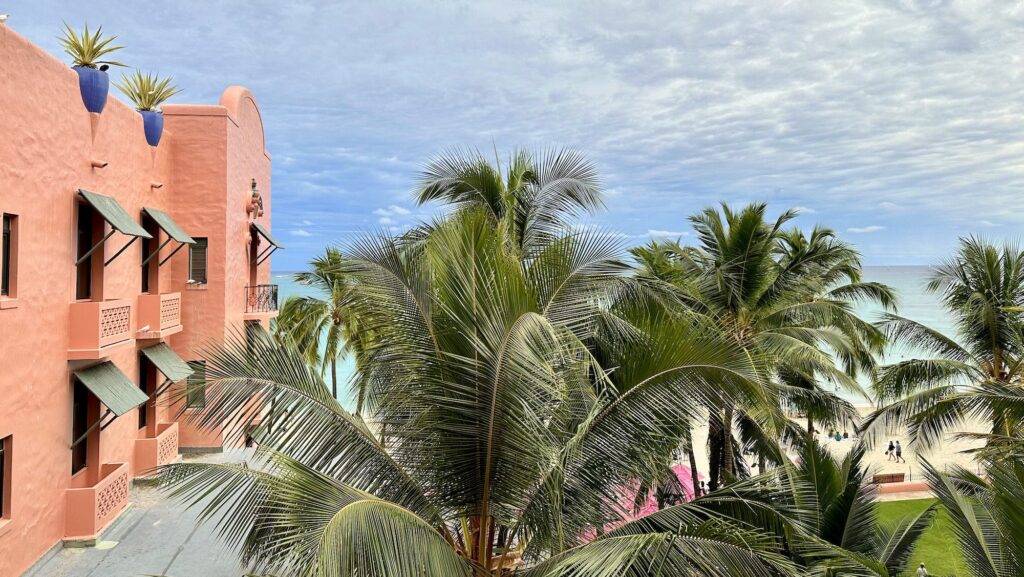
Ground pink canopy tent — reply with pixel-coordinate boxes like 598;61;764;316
583;464;705;541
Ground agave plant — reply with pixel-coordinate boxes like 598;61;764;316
57;22;126;69
114;71;182;111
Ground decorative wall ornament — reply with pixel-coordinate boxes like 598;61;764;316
246;178;264;219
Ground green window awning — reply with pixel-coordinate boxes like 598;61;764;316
251;222;283;248
143;208;194;244
78;189;151;238
141;343;194;383
251;222;282;265
74;361;149;416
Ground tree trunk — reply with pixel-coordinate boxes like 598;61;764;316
708;416;721;491
687;443;701;499
330;358;338;401
807;416;814;434
721;405;736;485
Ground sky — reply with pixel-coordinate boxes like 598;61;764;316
9;1;1024;268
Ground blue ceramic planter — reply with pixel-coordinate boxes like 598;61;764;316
140;110;164;147
74;66;109;113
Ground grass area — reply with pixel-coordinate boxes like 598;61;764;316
876;498;965;576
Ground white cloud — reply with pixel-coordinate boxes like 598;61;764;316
34;0;1024;267
648;229;689;238
300;219;314;226
980;220;1001;227
793;206;816;214
289;229;313;237
846;225;885;234
374;205;413;218
378;216;396;225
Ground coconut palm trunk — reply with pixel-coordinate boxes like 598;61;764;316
683;425;701;498
330;357;338;400
720;405;737;485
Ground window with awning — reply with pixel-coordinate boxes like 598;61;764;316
70;361;150;449
141;207;195;269
140;343;194;399
76;189;152;269
250;222;283;265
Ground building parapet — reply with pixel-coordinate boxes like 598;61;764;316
64;462;130;543
133;422;180;478
137;292;183;339
68;299;135;360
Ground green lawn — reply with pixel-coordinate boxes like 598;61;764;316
876;498;966;576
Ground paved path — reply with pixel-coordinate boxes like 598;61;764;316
26;451;252;577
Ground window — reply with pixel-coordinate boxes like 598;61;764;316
186;360;206;409
189;238;208;284
140;214;159;293
1;214;14;297
0;435;9;519
75;204;95;300
71;382;89;474
138;356;150;429
141;234;151;293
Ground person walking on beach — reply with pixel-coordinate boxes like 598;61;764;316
886;440;895;461
915;562;928;576
895;440;906;463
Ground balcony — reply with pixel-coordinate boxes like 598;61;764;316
244;284;279;321
138;292;183;339
65;462;130;543
69;298;135;360
134;422;180;478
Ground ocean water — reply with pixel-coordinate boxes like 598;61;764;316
273;266;952;408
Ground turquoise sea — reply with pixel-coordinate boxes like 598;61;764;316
273;266;951;408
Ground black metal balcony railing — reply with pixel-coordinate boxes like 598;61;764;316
245;284;279;313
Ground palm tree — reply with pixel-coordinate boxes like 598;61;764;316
275;247;364;406
782;438;935;576
416;147;603;256
923;458;1024;576
633;204;893;488
864;237;1024;449
773;227;893;435
163;207;804;577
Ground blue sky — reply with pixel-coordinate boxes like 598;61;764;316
11;1;1024;268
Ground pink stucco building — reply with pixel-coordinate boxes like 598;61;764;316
0;26;280;576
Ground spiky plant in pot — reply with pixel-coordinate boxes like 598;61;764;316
114;71;182;146
58;22;126;113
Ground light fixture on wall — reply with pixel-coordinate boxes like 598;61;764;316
151;182;163;189
90;159;108;169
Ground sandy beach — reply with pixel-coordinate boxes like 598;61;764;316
684;405;988;488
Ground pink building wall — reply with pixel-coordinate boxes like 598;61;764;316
0;25;276;576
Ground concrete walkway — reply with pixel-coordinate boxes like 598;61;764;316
26;450;252;577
